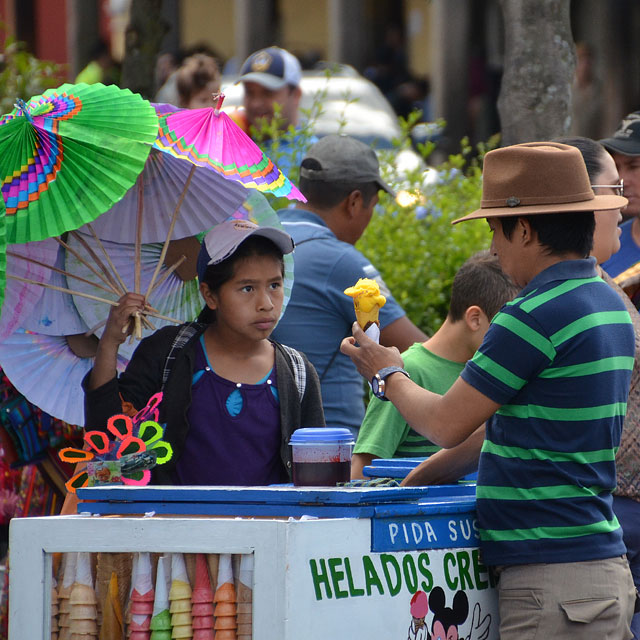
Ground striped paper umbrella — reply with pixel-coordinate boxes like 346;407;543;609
154;94;306;202
0;82;157;244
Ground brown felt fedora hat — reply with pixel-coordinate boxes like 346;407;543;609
453;142;627;224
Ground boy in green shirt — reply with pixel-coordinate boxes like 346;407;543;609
351;251;517;479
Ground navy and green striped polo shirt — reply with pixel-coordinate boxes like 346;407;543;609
461;258;634;566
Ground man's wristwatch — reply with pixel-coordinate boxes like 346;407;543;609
371;366;410;401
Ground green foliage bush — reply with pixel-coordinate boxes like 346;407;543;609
257;94;495;336
359;130;496;335
0;33;63;114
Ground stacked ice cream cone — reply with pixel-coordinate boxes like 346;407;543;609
129;552;155;640
149;556;171;640
236;555;253;639
51;577;60;640
169;553;193;639
58;552;77;640
69;552;98;639
190;553;214;640
214;554;237;640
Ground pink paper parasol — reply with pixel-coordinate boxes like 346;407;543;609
155;95;306;201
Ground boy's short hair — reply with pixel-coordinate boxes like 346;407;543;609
448;251;518;322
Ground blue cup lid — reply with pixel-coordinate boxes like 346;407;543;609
289;427;355;445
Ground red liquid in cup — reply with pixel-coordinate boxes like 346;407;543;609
292;460;351;486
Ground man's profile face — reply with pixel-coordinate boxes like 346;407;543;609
242;81;301;130
612;152;640;217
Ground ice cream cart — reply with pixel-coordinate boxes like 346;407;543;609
9;484;498;639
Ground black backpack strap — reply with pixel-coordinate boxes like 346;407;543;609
161;323;202;391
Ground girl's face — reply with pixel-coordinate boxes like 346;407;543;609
592;151;623;265
201;253;284;342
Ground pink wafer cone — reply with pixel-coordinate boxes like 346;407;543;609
131;553;155;603
191;554;213;604
129;617;151;631
131;601;154;615
192;630;215;640
130;632;151;640
191;602;214;616
192;616;213;630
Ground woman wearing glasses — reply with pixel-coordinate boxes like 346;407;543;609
558;136;640;640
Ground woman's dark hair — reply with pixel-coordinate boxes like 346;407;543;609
197;235;285;324
499;210;595;258
554;136;608;182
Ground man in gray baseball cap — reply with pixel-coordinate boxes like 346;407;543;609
271;134;426;436
600;112;640;279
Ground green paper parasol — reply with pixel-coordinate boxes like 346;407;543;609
0;82;158;244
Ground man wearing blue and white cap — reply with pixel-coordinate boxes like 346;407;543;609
231;46;303;138
230;46;316;176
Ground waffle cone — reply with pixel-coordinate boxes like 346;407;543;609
236;612;251;625
355;306;380;330
68;618;98;634
69;604;98;620
236;582;252;604
70;584;97;605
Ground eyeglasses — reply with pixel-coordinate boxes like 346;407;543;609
592;179;624;197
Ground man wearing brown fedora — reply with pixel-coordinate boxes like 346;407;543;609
341;142;637;638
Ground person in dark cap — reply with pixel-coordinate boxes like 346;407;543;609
600;112;640;278
341;142;636;639
271;134;427;438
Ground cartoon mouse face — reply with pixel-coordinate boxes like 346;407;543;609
428;587;469;640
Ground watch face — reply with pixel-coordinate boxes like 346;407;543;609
372;375;383;398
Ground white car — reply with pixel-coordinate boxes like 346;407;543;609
220;64;403;149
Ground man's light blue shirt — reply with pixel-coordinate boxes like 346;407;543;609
271;208;406;431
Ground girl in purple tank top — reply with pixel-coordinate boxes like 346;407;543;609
86;220;325;486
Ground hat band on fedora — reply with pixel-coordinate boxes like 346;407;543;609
482;189;595;209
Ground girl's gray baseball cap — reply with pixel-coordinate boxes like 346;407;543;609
197;219;294;281
299;134;395;196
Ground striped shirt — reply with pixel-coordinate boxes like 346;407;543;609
461;258;634;565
